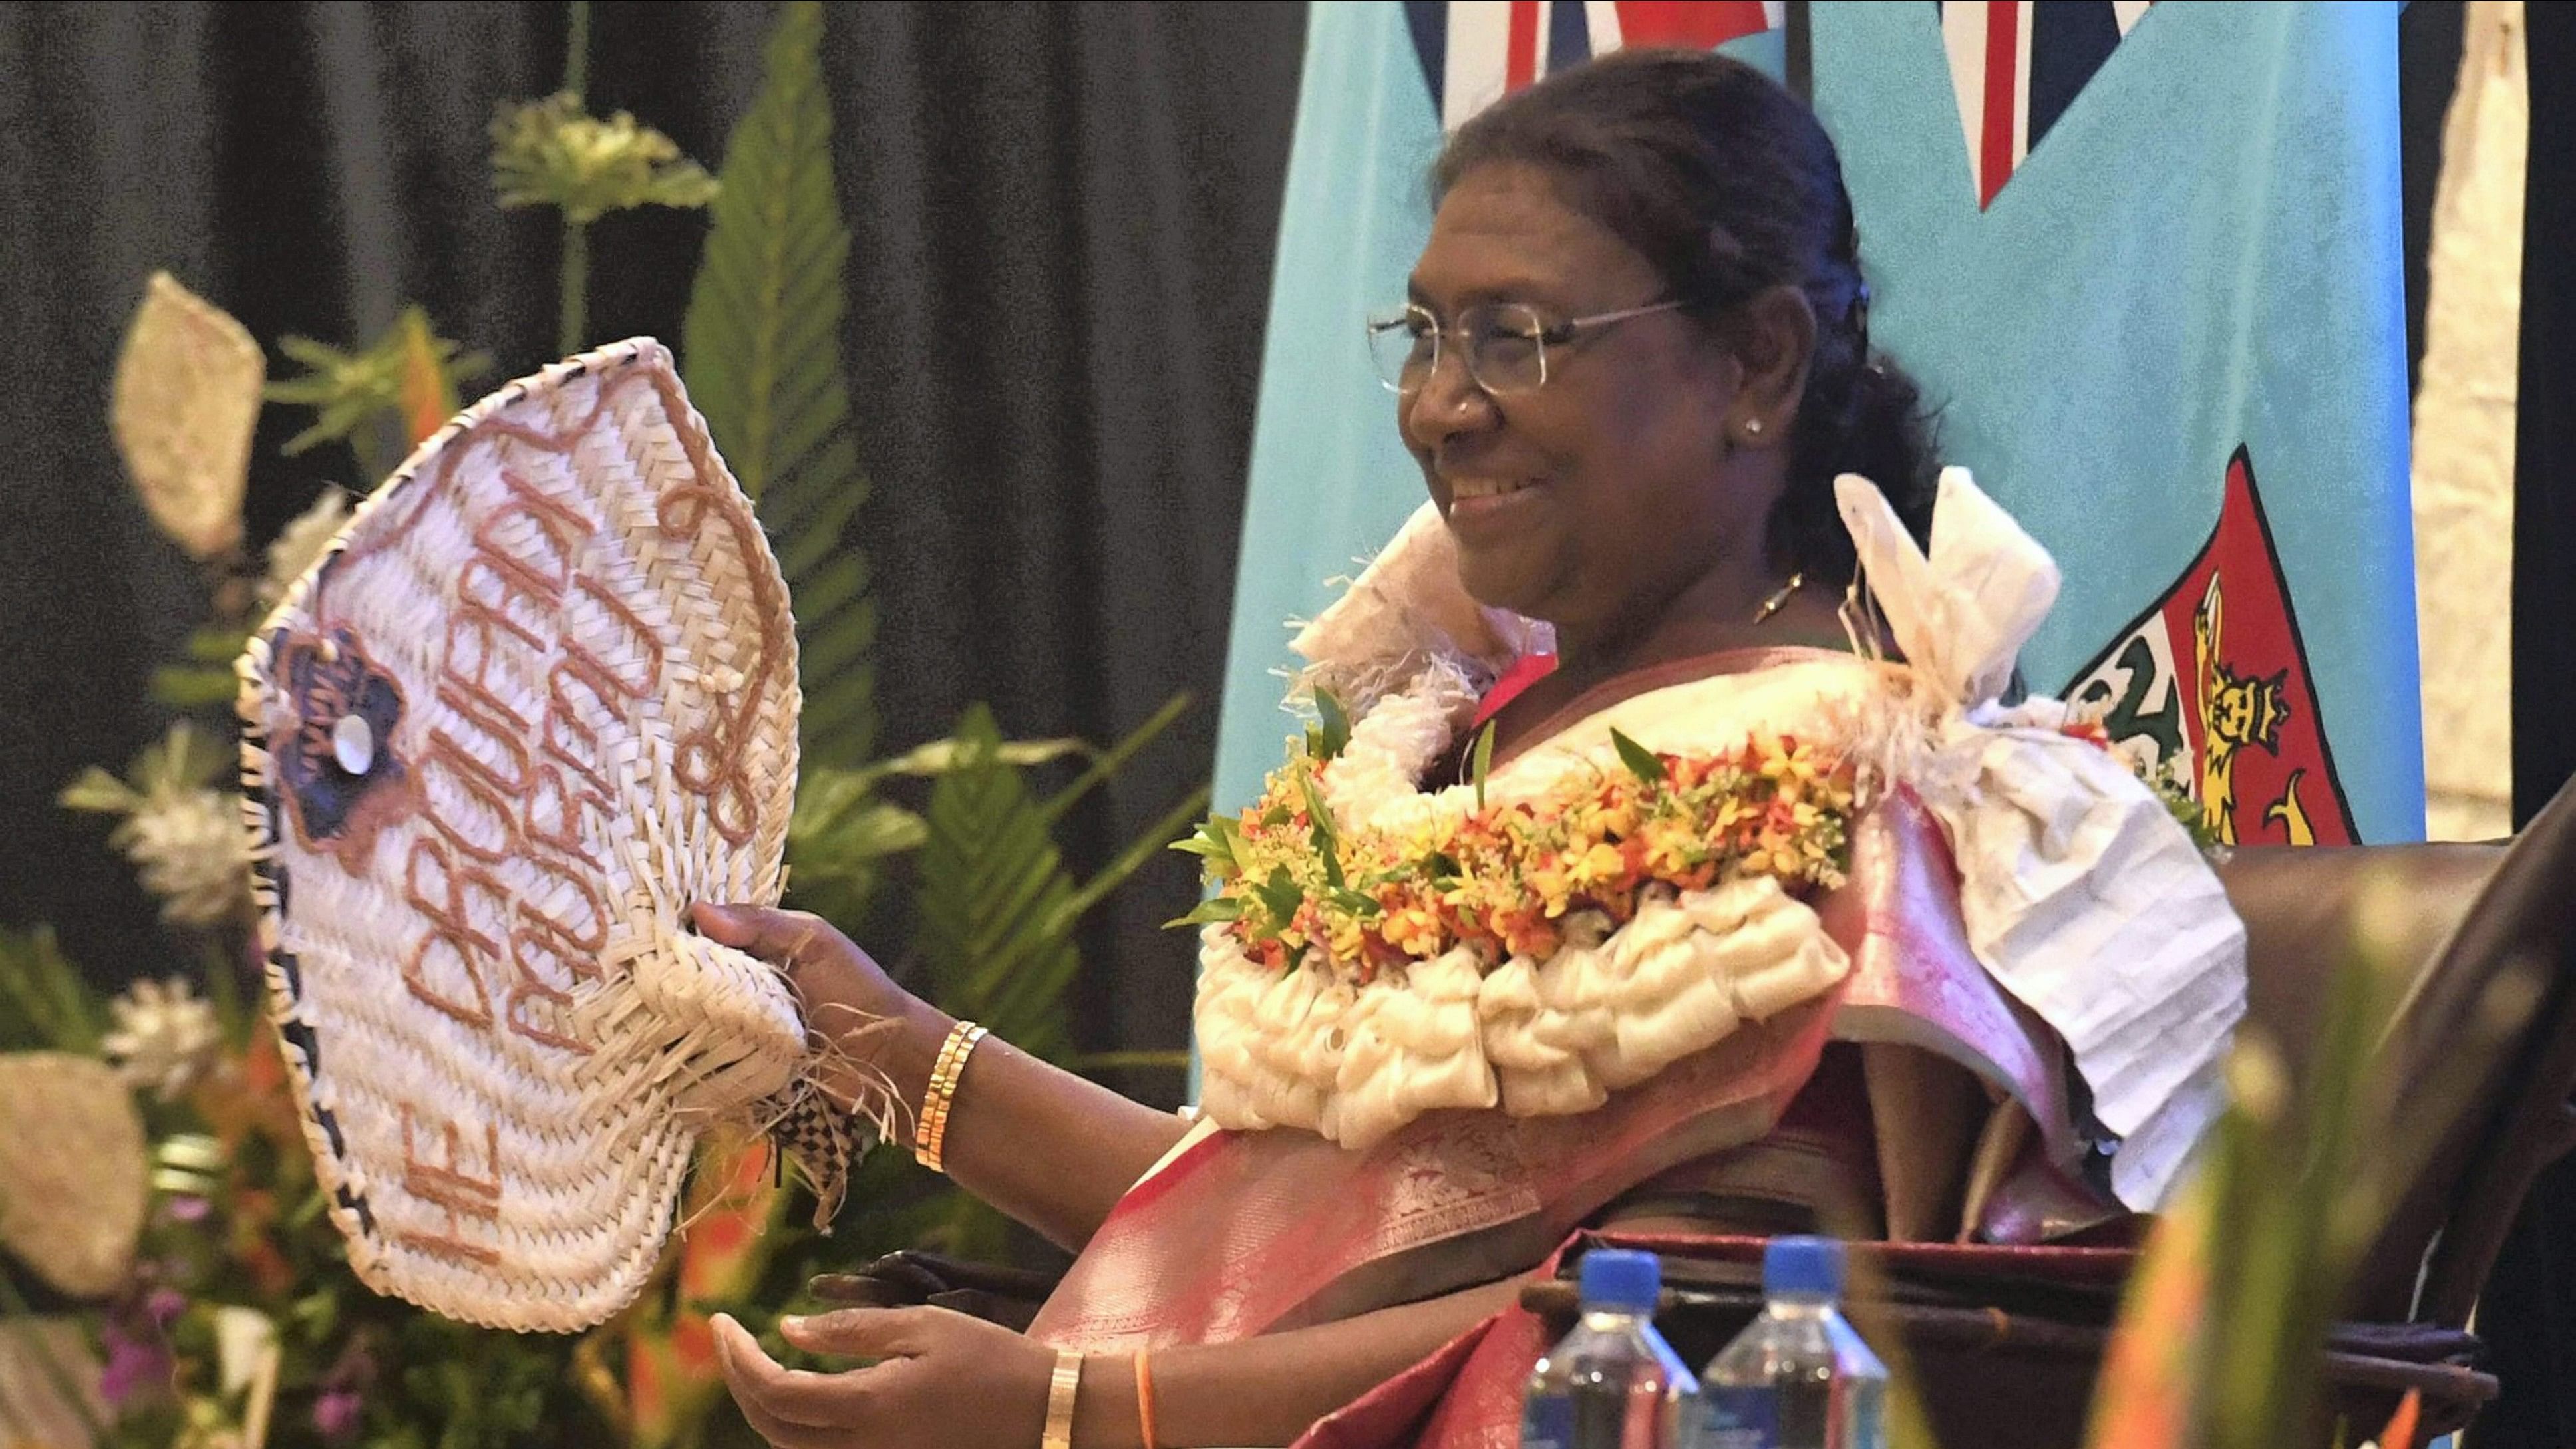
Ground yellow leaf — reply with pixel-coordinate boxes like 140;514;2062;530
110;273;262;559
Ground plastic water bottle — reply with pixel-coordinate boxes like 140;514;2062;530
1699;1237;1887;1449
1522;1248;1704;1449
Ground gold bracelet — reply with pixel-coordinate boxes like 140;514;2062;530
1042;1349;1082;1449
913;1021;987;1172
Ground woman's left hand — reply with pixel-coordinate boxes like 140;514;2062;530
711;1306;1055;1449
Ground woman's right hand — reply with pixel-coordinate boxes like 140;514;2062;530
691;903;948;1113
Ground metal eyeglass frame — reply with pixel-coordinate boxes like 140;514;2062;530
1366;297;1693;395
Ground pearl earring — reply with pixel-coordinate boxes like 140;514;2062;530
1742;418;1764;438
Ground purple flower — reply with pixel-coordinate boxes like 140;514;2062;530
313;1387;366;1443
144;1287;188;1327
96;1328;174;1409
161;1194;213;1225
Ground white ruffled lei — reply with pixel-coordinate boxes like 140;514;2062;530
1192;501;1864;1151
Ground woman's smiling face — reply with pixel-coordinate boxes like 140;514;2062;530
1400;162;1776;647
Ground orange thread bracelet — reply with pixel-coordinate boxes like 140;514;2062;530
1135;1349;1160;1449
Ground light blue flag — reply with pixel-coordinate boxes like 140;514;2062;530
1221;1;2421;852
1813;0;2423;846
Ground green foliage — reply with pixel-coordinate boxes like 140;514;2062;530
488;92;718;226
33;8;1210;1448
59;719;235;818
681;0;878;771
263;310;491;481
152;621;256;709
0;925;102;1053
385;1314;565;1449
902;701;1206;1262
915;704;1210;1065
787;734;1100;931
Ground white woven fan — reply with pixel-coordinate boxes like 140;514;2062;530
237;339;854;1333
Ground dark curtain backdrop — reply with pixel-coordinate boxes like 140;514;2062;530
0;0;1309;1107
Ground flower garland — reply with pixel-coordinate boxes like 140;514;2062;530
1177;709;1859;987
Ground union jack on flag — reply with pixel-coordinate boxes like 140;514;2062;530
1934;1;2156;206
1402;1;1782;130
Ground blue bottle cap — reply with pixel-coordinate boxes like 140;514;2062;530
1763;1235;1846;1298
1577;1249;1662;1311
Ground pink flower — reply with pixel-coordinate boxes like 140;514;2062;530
314;1386;367;1442
97;1327;173;1409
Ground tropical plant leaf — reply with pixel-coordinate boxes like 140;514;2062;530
185;621;253;663
1047;782;1211;931
681;0;876;770
787;772;908;931
1471;719;1497;808
914;698;1211;1068
859;734;1090;788
1036;692;1194;829
915;705;1083;1063
0;925;102;1053
151;664;242;708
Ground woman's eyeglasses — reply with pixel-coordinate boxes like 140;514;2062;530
1365;297;1692;396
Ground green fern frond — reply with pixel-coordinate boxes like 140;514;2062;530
918;706;1083;1062
914;697;1208;1067
681;0;876;770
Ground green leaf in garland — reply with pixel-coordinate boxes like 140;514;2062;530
1165;895;1244;930
1255;866;1305;935
1170;819;1237;874
1314;689;1353;762
1610;728;1668;784
1329;888;1382;919
1297;770;1345;889
1471;719;1498;808
681;0;878;769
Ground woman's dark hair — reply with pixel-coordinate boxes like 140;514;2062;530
1434;48;1938;577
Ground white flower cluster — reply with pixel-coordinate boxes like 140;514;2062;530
101;977;224;1101
116;788;253;930
257;490;353;607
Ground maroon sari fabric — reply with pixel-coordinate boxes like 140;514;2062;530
1023;655;2114;1444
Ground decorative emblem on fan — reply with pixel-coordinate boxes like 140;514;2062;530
237;339;852;1332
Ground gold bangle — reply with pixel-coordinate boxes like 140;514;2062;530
914;1021;987;1172
1043;1349;1082;1449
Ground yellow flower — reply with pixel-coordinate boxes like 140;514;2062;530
1567;841;1627;890
1327;915;1368;966
1382;903;1445;956
1641;818;1702;878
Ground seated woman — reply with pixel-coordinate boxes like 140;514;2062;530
701;46;2243;1449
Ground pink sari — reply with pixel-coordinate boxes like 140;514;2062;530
1025;651;2117;1442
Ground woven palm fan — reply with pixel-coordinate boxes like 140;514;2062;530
237;338;858;1333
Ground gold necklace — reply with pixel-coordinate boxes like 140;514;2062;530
1752;571;1805;625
